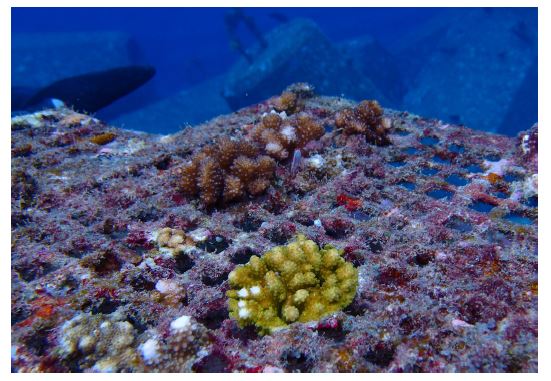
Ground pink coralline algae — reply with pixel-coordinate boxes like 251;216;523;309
11;90;537;372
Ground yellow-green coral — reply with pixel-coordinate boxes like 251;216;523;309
226;234;358;334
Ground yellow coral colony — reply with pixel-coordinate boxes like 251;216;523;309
227;234;359;334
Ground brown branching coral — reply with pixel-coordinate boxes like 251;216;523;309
178;87;325;208
251;112;325;160
178;138;276;207
272;83;315;115
335;100;391;146
273;91;300;115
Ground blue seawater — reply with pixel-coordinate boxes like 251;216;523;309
11;7;537;135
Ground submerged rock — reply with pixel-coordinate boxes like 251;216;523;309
223;19;388;110
398;8;537;134
11;89;537;372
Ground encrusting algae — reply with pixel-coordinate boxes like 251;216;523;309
226;234;359;334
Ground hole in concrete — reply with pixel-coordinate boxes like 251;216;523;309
394;129;410;136
404;147;419;155
388;160;406;168
264;226;294;244
202;272;229;286
420;136;439;146
445;174;468;186
350;211;372;221
504;173;523;183
525;196;538;208
494;191;509;199
366;236;385;253
448;144;465;153
130;274;155;292
413;251;434;266
469;200;495;213
233;214;263;232
445;215;472;233
22;329;49;356
192;350;230;372
504;213;533;226
432;154;452;165
197;235;230;254
466;164;483;173
91;298;120;315
398;181;416;191
364;342;396;368
198;307;228;330
281;349;314;373
485;153;501;162
427;189;454;200
175;253;195;274
230;247;258;264
421;167;439;176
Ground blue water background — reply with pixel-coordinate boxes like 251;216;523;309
11;8;537;135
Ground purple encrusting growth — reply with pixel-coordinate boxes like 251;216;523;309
11;90;537;372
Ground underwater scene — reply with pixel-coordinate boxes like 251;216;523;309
11;7;537;373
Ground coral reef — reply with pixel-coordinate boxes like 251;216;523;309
335;100;391;146
178;138;276;207
227;234;358;334
11;91;538;372
179;107;325;207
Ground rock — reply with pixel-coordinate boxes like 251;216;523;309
109;75;231;133
223;19;388;110
337;35;406;108
398;8;537;134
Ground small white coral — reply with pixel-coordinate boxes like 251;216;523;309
143;316;208;372
155;279;182;295
188;228;210;243
140;338;160;364
306;154;325;169
170;315;192;333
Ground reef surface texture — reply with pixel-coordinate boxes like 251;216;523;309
11;88;537;372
